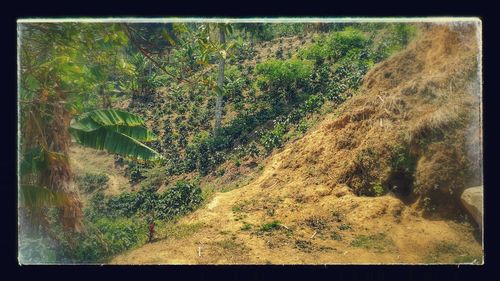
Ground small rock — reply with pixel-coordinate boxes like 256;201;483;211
460;186;483;230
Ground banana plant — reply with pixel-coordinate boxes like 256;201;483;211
69;109;163;162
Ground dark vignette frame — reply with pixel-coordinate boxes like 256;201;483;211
2;0;499;280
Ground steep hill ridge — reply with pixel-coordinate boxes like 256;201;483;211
111;23;482;264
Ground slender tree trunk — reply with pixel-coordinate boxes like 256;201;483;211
101;84;111;108
214;26;225;134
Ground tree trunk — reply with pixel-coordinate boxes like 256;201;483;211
214;26;225;134
47;87;84;232
101;84;111;108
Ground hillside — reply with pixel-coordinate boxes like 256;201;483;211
110;24;483;264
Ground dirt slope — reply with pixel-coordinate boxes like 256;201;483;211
111;23;483;264
70;145;133;198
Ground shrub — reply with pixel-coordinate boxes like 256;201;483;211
255;59;313;103
184;131;227;175
232;37;257;62
126;162;146;184
70;218;147;262
327;27;370;60
154;181;203;220
298;43;329;63
270;23;305;37
301;94;324;114
76;173;109;193
224;67;245;104
258;220;282;232
387;144;417;196
372;182;385;197
86;181;202;221
54;181;202;263
260;122;287;153
393;23;417;46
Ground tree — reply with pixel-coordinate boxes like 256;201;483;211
214;24;226;133
18;23;160;234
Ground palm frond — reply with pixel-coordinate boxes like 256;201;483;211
19;184;70;209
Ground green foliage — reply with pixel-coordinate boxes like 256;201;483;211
258;220;282;232
18;232;58;264
240;222;253;231
86;180;202;221
302;94;324;114
330;231;343;241
154;181;203;220
68;180;203;262
269;23;305;37
184;132;226;175
372;182;385;197
69;109;162;161
126;161;147;184
350;233;394;252
130;24;415;179
124;53;170;99
424;241;480;264
256;59;313;103
76;173;109;193
224;66;245;102
338;223;352;231
19;184;70;210
260;122;287;153
327;27;370;60
72;218;147;262
19;209;147;263
231;37;257;62
391;145;417;174
393;24;417;47
298;43;330;63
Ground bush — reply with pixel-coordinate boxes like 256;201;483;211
232;37;257;62
301;94;324;114
126;162;147;184
94;218;147;253
86;181;203;221
270;23;305;37
67;218;147;262
372;182;385;197
298;43;330;64
184;132;227;175
258;220;282;233
393;23;417;46
327;27;370;60
256;59;313;103
76;173;109;193
260;122;287;153
154;181;203;220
